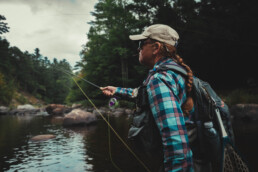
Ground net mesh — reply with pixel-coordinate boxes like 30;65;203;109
223;144;249;172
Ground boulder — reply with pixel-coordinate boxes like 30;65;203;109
85;107;94;112
112;108;125;117
63;109;97;126
9;108;40;115
17;104;35;110
93;108;107;116
0;106;9;115
72;104;83;109
125;109;133;116
230;104;258;121
30;134;56;141
35;109;49;116
230;104;258;134
46;104;66;115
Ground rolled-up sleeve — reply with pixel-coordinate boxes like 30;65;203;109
146;74;193;172
115;87;136;98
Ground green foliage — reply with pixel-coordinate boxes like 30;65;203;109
3;0;258;106
0;15;9;34
0;72;14;105
16;94;28;104
74;0;149;101
222;89;258;106
0;37;73;105
70;0;258;105
0;15;74;105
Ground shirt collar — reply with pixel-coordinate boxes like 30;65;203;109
150;57;174;72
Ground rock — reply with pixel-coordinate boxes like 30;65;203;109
230;104;258;134
0;106;9;115
64;107;73;114
113;111;124;117
52;107;64;115
93;109;107;116
111;108;125;117
30;134;56;141
46;104;66;115
100;106;109;111
35;110;49;116
63;109;97;126
9;108;40;115
85;107;94;112
125;109;133;116
17;104;35;110
72;104;83;109
230;104;258;121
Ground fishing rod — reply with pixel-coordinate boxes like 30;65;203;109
55;67;151;171
71;77;151;172
56;66;120;109
55;67;100;89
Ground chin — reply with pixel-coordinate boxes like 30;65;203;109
139;59;145;65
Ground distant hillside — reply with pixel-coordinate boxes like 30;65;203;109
0;38;73;106
9;90;45;108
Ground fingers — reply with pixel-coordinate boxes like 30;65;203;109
100;87;108;90
100;86;116;96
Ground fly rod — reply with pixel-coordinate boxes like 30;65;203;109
55;66;151;171
55;67;100;89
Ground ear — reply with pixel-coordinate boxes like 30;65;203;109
152;42;161;55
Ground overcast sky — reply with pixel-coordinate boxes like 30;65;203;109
0;0;97;68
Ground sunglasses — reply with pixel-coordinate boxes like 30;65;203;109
138;39;148;50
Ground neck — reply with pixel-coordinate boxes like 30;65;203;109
149;55;163;68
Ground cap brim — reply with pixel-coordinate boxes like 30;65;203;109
129;34;147;41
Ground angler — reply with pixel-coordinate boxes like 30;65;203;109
101;24;249;172
101;24;193;172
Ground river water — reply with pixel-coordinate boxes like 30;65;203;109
0;113;257;172
0;114;149;172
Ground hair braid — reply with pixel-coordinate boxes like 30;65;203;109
159;42;194;116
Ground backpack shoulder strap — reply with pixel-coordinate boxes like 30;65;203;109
144;63;187;85
157;63;188;76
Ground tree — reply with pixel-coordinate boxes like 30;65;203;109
76;0;148;101
0;15;9;35
71;0;258;105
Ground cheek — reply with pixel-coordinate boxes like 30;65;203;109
138;51;142;59
139;51;145;64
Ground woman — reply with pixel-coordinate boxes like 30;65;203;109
101;24;194;172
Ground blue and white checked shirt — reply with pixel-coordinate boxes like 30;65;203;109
116;57;193;172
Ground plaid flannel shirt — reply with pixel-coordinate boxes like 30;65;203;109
116;57;193;172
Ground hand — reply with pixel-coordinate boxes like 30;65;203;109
100;86;117;96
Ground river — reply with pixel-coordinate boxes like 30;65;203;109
0;113;257;172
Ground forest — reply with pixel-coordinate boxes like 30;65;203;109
0;15;72;105
1;0;258;107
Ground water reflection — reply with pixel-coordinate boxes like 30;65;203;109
1;114;256;172
0;115;96;172
0;114;144;172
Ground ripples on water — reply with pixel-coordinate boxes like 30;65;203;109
0;115;98;172
0;114;144;172
1;113;257;172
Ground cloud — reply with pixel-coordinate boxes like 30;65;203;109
0;0;97;68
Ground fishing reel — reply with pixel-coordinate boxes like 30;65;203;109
108;97;119;109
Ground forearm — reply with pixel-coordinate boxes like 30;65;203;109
115;87;138;99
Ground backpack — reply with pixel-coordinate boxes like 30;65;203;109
128;63;235;171
159;64;235;165
158;64;234;141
